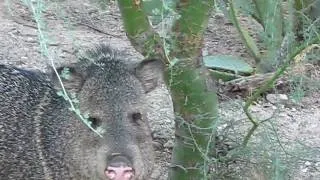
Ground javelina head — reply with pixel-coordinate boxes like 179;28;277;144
55;45;164;180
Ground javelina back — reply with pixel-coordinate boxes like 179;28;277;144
0;45;164;180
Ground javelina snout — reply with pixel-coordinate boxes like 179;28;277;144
0;44;164;180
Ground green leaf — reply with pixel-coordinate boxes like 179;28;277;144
204;55;254;75
142;0;177;25
254;0;284;51
56;90;64;97
60;67;71;80
208;69;243;81
142;0;164;25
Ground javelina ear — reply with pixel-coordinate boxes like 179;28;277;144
51;66;86;94
135;59;165;93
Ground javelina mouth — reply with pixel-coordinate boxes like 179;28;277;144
105;155;135;180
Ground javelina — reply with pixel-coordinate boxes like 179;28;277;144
0;45;164;180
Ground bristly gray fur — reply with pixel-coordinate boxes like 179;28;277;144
0;44;164;179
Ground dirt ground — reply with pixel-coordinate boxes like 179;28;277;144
0;0;319;179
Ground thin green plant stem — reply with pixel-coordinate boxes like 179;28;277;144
25;0;103;137
242;36;319;146
227;0;261;63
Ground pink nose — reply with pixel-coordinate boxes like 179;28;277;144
105;166;134;180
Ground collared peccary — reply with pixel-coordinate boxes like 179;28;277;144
0;44;164;180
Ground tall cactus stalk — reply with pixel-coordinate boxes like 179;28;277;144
117;0;217;179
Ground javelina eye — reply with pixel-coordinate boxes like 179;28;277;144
88;117;101;129
131;112;142;124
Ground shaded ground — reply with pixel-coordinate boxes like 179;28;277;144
0;0;319;179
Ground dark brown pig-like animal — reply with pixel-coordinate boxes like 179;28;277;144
0;44;164;180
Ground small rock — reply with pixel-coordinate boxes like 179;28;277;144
214;12;225;19
279;112;288;117
266;94;289;105
20;56;28;61
164;140;174;148
301;167;309;173
305;161;312;166
250;105;260;113
263;103;273;108
152;141;163;150
218;123;228;130
25;37;37;43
